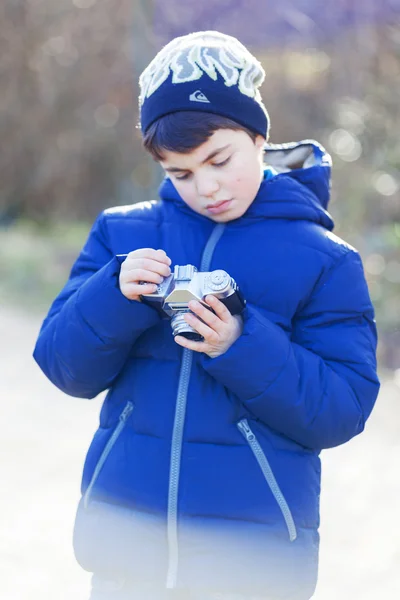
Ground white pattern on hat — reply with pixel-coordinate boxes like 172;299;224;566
139;31;266;107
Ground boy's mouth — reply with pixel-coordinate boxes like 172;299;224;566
206;199;233;214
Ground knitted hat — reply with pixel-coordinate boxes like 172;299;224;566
139;31;270;139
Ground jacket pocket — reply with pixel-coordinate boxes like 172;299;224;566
237;418;297;542
83;401;134;509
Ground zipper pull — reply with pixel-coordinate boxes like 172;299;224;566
238;419;255;442
119;401;134;422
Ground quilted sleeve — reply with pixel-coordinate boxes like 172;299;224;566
200;249;380;450
33;211;160;398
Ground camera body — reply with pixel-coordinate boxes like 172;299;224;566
140;264;246;341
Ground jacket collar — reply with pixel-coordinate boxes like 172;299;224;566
158;139;334;230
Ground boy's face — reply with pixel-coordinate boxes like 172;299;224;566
159;129;265;223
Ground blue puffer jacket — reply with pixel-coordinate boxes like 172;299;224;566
33;140;379;599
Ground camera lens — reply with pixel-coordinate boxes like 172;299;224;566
171;313;203;341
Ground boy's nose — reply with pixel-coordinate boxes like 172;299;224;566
195;175;220;197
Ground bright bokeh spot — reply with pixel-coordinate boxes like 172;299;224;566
284;49;330;89
365;253;386;276
372;172;399;196
337;108;366;135
329;129;362;162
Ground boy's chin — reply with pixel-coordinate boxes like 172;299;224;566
207;212;236;223
206;206;244;223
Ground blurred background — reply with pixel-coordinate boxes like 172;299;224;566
1;1;400;599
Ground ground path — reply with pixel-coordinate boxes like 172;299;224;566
1;308;399;599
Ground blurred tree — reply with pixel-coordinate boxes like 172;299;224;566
0;1;399;365
0;0;159;222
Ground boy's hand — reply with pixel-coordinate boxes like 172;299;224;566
119;248;172;301
174;295;243;358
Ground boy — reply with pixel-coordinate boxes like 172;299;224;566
33;31;380;600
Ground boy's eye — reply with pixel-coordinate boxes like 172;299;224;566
213;157;231;167
173;156;231;181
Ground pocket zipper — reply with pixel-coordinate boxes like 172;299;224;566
83;401;134;509
237;419;297;542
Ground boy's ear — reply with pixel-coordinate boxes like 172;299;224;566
255;135;266;149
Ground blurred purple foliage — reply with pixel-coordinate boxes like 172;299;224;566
154;0;400;46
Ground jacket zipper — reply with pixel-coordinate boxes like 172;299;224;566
166;223;226;589
83;401;134;510
237;419;297;542
166;348;193;588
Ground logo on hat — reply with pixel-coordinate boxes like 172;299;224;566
189;90;210;103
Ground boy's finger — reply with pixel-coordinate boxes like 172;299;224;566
125;258;171;278
188;300;222;330
128;248;172;265
204;295;231;323
121;282;158;299
174;335;206;352
156;249;172;265
184;312;216;341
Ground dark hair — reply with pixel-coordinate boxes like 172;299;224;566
142;111;259;161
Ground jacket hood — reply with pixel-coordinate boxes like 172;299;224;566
158;139;334;230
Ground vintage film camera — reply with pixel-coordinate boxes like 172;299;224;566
140;264;246;341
